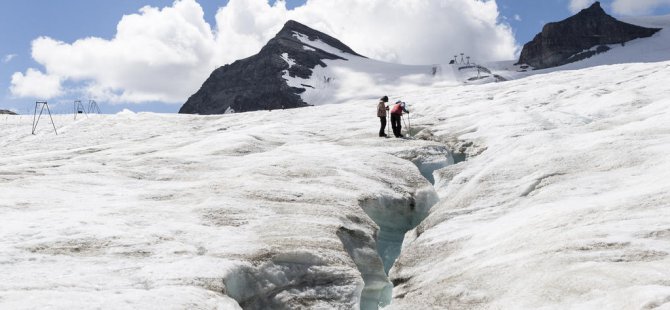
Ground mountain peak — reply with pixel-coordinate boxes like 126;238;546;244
585;1;603;12
561;1;611;26
517;1;660;69
272;20;363;57
277;20;313;36
179;20;363;115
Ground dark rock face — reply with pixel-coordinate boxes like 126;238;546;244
517;2;661;69
179;20;363;115
0;109;18;115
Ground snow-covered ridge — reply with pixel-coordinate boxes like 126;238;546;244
292;31;355;59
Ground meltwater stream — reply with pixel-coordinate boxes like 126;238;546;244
357;146;454;309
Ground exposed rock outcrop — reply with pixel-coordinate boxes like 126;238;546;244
179;20;363;115
517;2;661;69
0;109;18;115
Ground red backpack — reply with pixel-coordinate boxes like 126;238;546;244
390;103;403;115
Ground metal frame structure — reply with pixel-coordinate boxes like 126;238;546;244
87;100;101;114
73;100;88;120
32;101;58;135
453;53;472;65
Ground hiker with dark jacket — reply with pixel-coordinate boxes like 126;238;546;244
390;100;409;138
377;96;389;137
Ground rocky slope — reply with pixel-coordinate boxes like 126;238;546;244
179;20;363;115
517;1;660;69
0;109;18;115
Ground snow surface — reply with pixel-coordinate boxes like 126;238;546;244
2;15;670;310
387;60;670;309
1;107;442;309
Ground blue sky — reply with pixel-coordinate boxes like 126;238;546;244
1;0;669;114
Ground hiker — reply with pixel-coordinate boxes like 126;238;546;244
377;96;389;137
390;100;409;138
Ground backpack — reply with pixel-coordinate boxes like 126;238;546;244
390;103;403;115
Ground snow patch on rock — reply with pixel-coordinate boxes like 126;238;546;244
280;52;296;68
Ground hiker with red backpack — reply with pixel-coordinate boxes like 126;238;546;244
390;100;409;138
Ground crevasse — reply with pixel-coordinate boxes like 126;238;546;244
356;145;454;309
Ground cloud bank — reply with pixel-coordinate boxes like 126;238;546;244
10;0;518;104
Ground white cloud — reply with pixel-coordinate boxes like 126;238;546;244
569;0;596;13
212;0;289;64
514;14;522;21
284;0;517;65
10;68;63;99
3;54;17;63
11;0;518;104
611;0;670;15
212;0;519;65
20;0;218;104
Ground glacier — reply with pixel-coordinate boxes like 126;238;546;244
3;16;670;310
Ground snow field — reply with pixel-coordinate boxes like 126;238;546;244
388;60;670;309
1;104;448;309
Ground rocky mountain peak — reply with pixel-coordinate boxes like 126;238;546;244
272;20;362;57
517;1;661;69
584;1;603;12
562;1;608;25
179;20;362;115
0;109;18;115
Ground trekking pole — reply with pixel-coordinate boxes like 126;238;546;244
386;109;390;137
408;112;411;137
401;115;409;136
